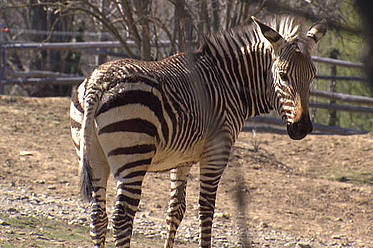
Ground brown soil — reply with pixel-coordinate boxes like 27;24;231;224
0;95;373;247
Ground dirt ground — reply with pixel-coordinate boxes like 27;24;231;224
1;95;373;247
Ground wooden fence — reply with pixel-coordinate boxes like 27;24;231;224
0;40;371;133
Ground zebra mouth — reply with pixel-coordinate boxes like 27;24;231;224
286;116;313;140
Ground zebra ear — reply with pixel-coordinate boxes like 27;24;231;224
305;19;327;54
251;16;287;55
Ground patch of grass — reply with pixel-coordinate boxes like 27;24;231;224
0;214;93;247
0;214;189;248
333;170;373;185
318;168;373;185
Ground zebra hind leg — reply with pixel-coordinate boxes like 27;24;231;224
164;165;192;248
90;180;109;248
86;139;111;247
111;157;153;247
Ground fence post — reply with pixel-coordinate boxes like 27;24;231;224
328;48;339;126
0;23;8;95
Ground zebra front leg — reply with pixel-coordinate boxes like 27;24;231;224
198;166;226;248
112;159;151;248
164;165;192;248
199;137;231;248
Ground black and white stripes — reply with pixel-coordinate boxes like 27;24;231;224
70;15;326;248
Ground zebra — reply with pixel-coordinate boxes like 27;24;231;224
70;16;326;248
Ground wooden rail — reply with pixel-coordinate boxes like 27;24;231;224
311;102;373;113
2;40;172;50
311;56;364;69
3;77;84;86
310;89;373;105
6;70;79;78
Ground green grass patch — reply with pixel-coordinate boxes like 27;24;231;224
310;167;373;185
331;170;373;185
0;214;92;247
0;213;190;248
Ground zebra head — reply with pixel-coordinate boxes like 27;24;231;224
253;17;327;140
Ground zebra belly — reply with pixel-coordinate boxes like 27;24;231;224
149;148;201;172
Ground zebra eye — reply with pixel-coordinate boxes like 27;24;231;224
279;72;289;81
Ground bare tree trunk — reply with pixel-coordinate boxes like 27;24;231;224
96;0;107;65
28;0;47;70
199;0;210;35
231;1;243;27
27;0;76;96
174;0;192;53
174;0;184;52
225;0;233;30
27;0;49;96
356;0;373;91
241;1;250;23
134;0;152;60
121;0;142;57
211;0;220;32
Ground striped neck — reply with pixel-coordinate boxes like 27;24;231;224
198;27;274;121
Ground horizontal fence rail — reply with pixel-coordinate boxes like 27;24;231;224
3;77;84;86
311;102;373;113
311;89;373;105
311;56;364;69
1;40;201;50
6;70;80;78
2;40;168;50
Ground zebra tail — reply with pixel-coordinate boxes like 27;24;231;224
80;156;93;202
79;86;101;203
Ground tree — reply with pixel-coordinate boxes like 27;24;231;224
1;0;81;96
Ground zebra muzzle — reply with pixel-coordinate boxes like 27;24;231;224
286;114;313;140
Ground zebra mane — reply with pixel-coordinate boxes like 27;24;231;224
263;15;305;43
200;15;307;55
